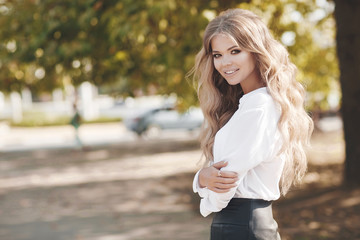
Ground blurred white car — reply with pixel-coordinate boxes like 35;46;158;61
125;107;203;137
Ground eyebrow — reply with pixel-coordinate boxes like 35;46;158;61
212;45;238;53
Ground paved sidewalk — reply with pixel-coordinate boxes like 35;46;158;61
0;129;206;240
0;122;137;152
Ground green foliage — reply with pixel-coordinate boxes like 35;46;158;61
0;0;339;111
236;0;339;110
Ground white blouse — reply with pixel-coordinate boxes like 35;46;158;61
193;87;285;217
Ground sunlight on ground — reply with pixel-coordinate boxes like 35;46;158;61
1;129;356;240
307;130;345;165
0;150;202;191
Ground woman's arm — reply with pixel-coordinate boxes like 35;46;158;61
198;161;238;193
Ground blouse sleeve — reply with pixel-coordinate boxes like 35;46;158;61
198;106;279;217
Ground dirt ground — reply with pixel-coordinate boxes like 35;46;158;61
0;129;359;240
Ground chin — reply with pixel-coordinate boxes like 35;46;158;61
225;80;241;86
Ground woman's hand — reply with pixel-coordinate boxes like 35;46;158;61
198;161;238;193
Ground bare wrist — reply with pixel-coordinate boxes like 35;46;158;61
198;169;207;188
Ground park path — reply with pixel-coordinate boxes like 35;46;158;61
1;127;360;240
0;137;212;240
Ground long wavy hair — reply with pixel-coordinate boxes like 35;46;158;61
191;9;314;195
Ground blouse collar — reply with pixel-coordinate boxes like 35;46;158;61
239;87;268;105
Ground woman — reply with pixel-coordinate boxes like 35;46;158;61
191;9;313;239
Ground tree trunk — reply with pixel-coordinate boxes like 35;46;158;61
334;0;360;186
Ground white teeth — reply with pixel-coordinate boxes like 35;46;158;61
225;70;236;74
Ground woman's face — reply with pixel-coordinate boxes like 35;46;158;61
211;34;261;93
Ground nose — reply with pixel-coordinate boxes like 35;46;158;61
221;55;231;66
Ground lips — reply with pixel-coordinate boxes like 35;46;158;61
224;68;239;75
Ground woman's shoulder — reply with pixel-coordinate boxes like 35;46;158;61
241;88;275;110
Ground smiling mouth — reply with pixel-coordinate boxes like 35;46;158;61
224;69;239;75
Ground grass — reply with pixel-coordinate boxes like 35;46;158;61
6;111;122;127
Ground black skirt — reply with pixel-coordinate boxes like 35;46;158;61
210;198;281;240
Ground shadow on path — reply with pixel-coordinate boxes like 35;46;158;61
1;130;359;240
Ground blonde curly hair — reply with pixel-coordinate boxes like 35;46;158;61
191;9;314;195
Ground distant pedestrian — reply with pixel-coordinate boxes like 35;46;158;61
70;102;82;147
190;9;313;239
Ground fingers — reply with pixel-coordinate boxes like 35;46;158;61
208;184;237;193
207;180;238;193
217;176;238;184
215;182;237;189
212;161;238;178
212;161;228;170
208;187;231;193
218;170;238;179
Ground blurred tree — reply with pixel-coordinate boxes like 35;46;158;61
334;0;360;186
236;0;339;111
0;0;338;111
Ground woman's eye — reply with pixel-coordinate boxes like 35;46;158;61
231;49;241;54
213;54;221;59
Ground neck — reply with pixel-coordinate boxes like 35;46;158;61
241;74;265;94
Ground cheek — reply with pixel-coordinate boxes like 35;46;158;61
213;60;221;73
246;55;256;70
248;58;257;72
